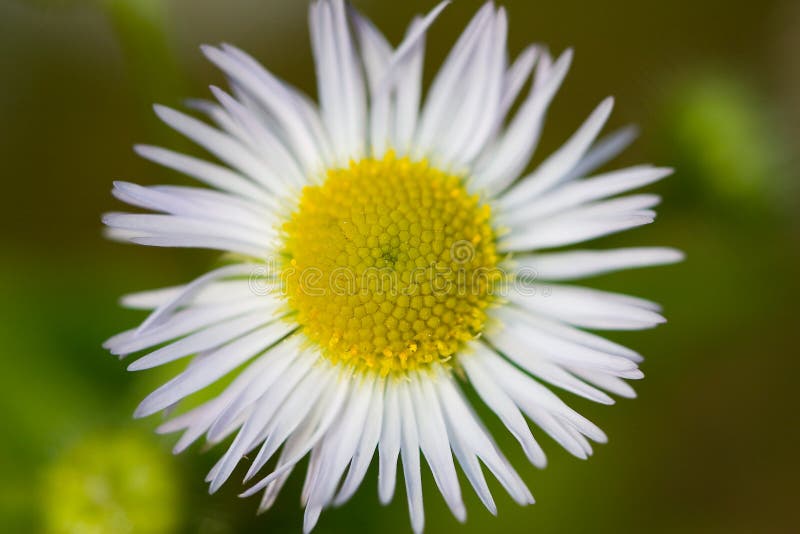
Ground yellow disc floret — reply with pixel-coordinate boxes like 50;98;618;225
281;152;500;374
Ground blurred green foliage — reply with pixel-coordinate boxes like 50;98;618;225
0;0;798;533
657;72;792;213
41;430;181;534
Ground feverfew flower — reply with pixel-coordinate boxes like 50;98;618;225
104;1;682;532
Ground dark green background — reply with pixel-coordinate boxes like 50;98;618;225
1;0;798;532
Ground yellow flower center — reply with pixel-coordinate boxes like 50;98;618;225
281;152;500;374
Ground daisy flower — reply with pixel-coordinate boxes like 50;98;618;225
104;1;683;532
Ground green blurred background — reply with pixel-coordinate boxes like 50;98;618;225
1;0;798;532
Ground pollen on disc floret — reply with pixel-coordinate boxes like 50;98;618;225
281;151;501;375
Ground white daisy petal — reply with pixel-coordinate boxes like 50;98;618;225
103;213;274;251
219;42;330;151
378;377;401;505
332;0;368;161
434;368;534;505
513;246;684;281
239;374;351;497
201;44;327;173
440;7;507;166
133;144;271;203
392;18;426;155
487;325;616;405
208;348;318;492
476;356;589;459
129;262;261;335
127;311;276;371
205;340;300;443
303;374;375;532
488;305;643;361
105;298;274;356
333;377;385;505
499;166;672;225
350;7;393;157
499;96;615;208
436;401;498;516
257;390;333;513
247;365;336;492
310;0;367;163
505;284;666;330
397;381;425;534
414;2;495;159
157;347;281;453
410;374;466;522
351;10;392;88
210;86;306;188
567;367;639;398
134;321;295;418
471;48;573;195
375;0;450;98
184;98;252;143
120;286;184;310
461;347;548;468
119;279;267;311
309;1;346;162
498;45;539;124
257;425;308;512
301;443;323;508
477;349;608;454
153;105;285;194
565;193;662;217
112;181;277;231
561;125;640;183
130;234;270;258
494;306;640;373
498;206;655;252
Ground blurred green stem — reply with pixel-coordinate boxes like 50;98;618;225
102;0;185;115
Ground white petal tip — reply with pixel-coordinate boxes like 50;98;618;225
199;43;216;57
663;248;686;263
303;506;322;534
132;406;151;419
242;467;259;483
132;144;152;157
208;480;223;495
625;369;646;380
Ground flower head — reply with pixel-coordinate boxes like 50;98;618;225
104;1;682;532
